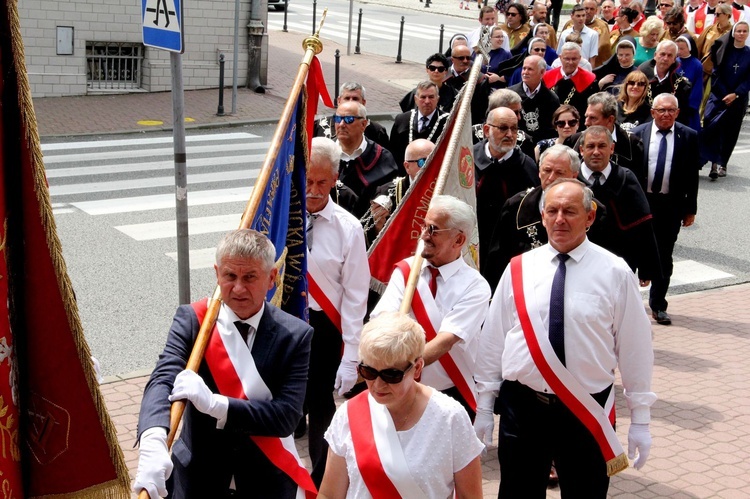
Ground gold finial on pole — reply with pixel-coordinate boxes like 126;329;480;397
302;8;327;54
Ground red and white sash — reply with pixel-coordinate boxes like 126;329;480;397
395;260;477;412
347;392;428;499
193;300;317;498
307;254;342;333
509;256;627;476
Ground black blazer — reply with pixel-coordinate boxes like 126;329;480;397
631;121;699;217
388;110;447;170
138;303;313;498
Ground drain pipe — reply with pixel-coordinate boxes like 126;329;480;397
247;0;265;93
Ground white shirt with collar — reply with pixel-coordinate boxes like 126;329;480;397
338;135;368;162
647;123;675;194
523;81;541;98
556;25;600;60
371;256;491;391
417;110;437;132
475;238;656;423
307;196;369;359
581;162;613;185
478;143;514;171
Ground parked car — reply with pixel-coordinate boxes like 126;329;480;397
268;0;288;11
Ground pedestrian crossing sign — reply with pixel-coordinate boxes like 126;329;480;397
142;0;184;53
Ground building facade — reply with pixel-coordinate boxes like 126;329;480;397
18;0;267;97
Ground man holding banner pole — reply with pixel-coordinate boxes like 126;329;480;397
474;179;656;498
304;137;369;486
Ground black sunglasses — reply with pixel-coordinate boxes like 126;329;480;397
358;362;414;384
627;81;648;87
554;119;579;128
452;55;472;61
334;115;364;125
405;157;428;168
427;64;447;72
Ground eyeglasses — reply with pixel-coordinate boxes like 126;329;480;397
333;115;364;125
486;123;519;133
452;55;472;61
554;119;579;128
626;81;648;87
653;108;678;115
405;157;428;168
659;3;673;6
427;64;447;72
506;11;519;16
665;20;680;26
358;362;414;384
531;47;546;52
421;224;461;236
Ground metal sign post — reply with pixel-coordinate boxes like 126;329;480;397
142;0;191;304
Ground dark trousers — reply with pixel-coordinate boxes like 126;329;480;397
305;310;342;487
496;380;612;499
647;193;683;312
549;0;564;30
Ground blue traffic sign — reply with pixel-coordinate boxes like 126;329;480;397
142;0;184;53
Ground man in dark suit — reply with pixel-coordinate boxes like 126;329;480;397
134;229;314;499
583;92;645;180
389;81;447;171
632;94;699;325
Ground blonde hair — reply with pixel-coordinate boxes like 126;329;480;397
359;313;425;366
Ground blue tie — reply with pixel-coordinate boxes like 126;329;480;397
651;129;669;194
549;254;570;366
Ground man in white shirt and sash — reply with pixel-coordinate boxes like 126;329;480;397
474;179;656;498
304;136;370;487
134;229;315;498
371;195;491;419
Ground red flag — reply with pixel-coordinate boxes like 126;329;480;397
367;87;478;292
305;56;333;151
0;3;129;497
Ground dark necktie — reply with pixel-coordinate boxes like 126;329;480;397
689;5;699;12
591;171;603;188
306;212;318;250
707;7;716;14
549;254;570;366
234;321;253;348
420;116;430;132
428;266;440;298
652;129;670;194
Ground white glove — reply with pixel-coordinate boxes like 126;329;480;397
133;427;173;498
473;407;495;447
627;423;652;470
334;360;359;396
168;370;228;421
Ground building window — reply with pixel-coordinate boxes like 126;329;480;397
86;42;144;90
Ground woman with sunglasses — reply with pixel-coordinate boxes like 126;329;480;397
400;53;457;114
534;104;580;162
594;37;637;95
616;70;652;131
513;23;558;65
319;313;484;499
700;21;750;179
697;3;733;89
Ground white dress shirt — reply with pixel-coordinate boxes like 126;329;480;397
417;110;436;132
647;123;675;194
475;239;657;423
308;197;369;360
556;25;600;60
371;256;491;391
339;136;368;162
580;162;613;185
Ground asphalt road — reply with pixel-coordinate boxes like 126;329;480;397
44;117;750;377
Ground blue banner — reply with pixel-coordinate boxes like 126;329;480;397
252;94;309;322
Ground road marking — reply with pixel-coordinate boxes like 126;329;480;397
166;247;216;269
45;153;266;178
43;141;272;164
71;187;253;215
115;213;240;240
41;132;260;152
669;260;734;286
49;169;259;196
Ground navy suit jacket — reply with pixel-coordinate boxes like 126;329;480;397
138;302;313;499
631;121;699;217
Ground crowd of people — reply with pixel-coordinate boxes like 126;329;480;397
131;0;748;497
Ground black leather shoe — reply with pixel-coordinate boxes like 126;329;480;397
652;310;672;325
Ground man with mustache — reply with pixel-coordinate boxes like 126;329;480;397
303;137;370;486
473;107;539;278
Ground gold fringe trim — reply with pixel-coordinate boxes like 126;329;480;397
31;479;131;499
6;1;130;496
606;452;629;477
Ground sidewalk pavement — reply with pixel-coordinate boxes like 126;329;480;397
104;283;750;498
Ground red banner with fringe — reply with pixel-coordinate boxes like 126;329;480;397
0;3;130;497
